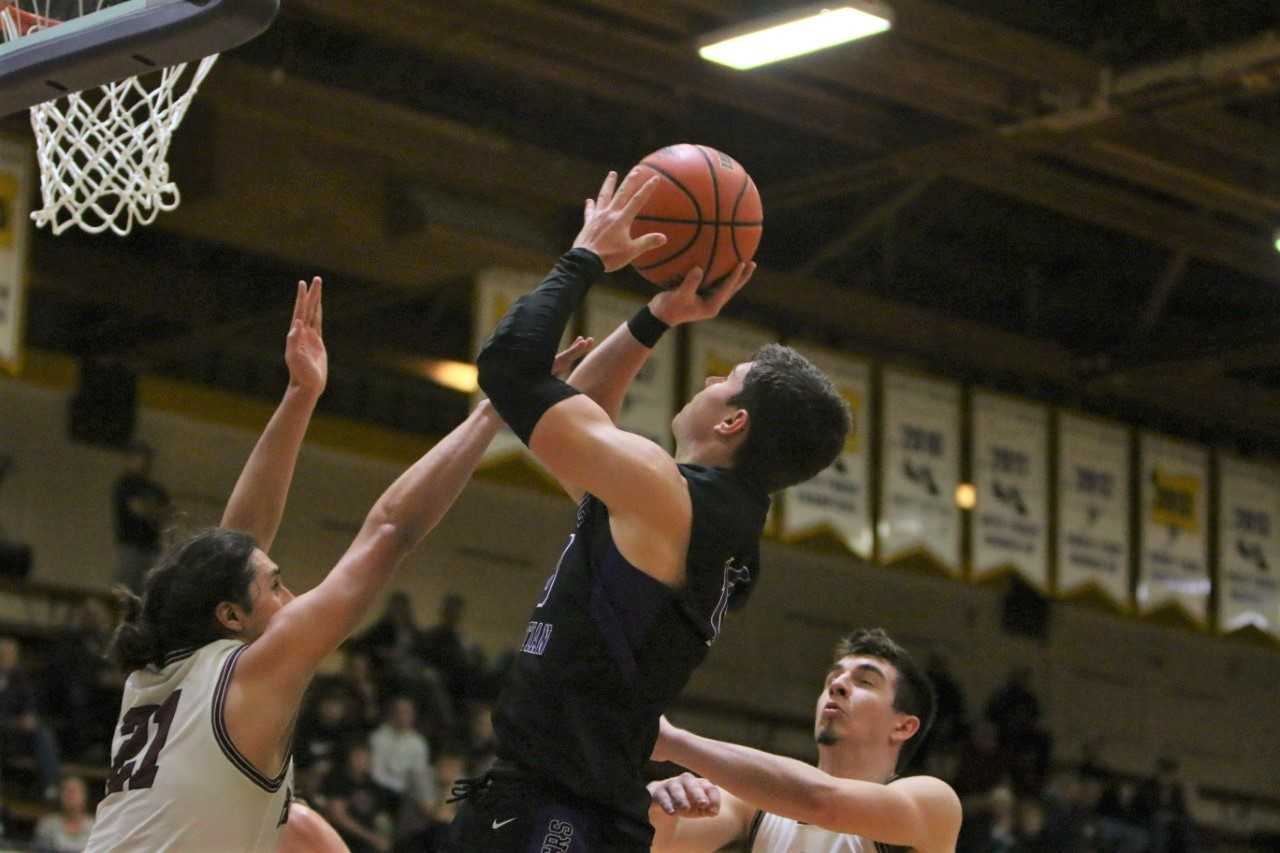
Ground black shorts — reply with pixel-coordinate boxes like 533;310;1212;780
442;766;651;853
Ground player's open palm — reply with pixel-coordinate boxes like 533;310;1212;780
650;260;756;327
285;276;327;396
573;169;667;272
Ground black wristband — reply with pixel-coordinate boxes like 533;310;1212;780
627;305;670;348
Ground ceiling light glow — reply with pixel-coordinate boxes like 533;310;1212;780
699;4;893;71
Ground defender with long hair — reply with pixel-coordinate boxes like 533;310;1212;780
86;279;593;853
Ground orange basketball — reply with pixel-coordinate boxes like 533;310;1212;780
629;144;763;288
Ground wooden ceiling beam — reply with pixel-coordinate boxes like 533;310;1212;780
949;154;1280;284
287;0;908;152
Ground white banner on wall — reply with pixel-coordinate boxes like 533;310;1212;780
0;138;31;375
1217;454;1280;638
879;369;962;575
971;392;1049;589
1056;414;1131;607
472;268;574;466
1138;433;1210;624
585;289;677;450
780;346;872;557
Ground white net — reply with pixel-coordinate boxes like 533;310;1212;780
0;1;218;236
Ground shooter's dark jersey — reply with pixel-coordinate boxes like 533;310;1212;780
493;463;770;843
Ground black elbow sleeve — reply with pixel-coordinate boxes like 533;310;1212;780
477;350;580;445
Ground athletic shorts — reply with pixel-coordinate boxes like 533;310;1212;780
443;765;651;853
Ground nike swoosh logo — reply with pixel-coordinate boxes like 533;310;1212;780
492;818;517;830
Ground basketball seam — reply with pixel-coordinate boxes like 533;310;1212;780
730;175;754;262
632;161;704;272
696;145;721;281
637;215;762;226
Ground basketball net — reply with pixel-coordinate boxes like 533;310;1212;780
0;1;218;236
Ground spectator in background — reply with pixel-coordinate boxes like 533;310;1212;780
393;745;468;853
927;651;970;747
986;667;1052;794
0;636;61;799
295;686;366;796
368;696;435;830
416;593;471;708
111;442;171;594
356;592;421;693
45;599;120;762
464;701;497;775
324;740;395;853
340;647;384;731
1134;756;1193;853
32;775;94;852
986;666;1041;747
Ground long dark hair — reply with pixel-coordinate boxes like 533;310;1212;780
108;528;258;672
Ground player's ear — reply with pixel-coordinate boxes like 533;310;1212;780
215;601;246;634
890;713;921;748
716;408;749;439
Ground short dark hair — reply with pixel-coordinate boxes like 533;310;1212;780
834;628;935;770
107;528;257;671
729;344;851;492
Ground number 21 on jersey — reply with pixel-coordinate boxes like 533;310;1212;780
106;690;182;794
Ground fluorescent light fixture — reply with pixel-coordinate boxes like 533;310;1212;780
699;3;893;71
1273;228;1280;253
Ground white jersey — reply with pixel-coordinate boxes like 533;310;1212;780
86;639;294;853
750;811;886;853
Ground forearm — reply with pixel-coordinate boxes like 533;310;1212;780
565;319;654;422
220;384;320;551
663;729;836;826
363;402;502;547
476;249;602;442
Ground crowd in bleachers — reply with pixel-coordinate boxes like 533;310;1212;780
3;587;1226;853
915;658;1200;853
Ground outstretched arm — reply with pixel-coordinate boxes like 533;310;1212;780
567;262;755;423
648;773;754;852
220;278;326;553
240;336;592;697
654;719;961;853
477;172;730;569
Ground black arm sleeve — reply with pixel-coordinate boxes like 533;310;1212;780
476;248;604;444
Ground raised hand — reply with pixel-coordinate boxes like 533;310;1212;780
649;261;756;327
285;277;327;397
572;170;668;272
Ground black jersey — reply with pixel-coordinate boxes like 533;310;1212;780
492;463;770;843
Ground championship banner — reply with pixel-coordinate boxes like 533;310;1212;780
1217;454;1280;638
687;318;778;532
585;289;677;450
0;138;32;375
971;392;1049;589
780;346;872;557
1138;433;1210;624
1056;414;1131;607
472;268;574;466
879;369;962;575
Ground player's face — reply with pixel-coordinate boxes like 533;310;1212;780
672;361;752;444
240;548;294;641
814;655;901;750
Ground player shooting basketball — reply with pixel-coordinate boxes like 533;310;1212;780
86;278;591;852
446;170;852;851
647;628;961;853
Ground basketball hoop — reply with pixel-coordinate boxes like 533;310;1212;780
0;1;278;236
